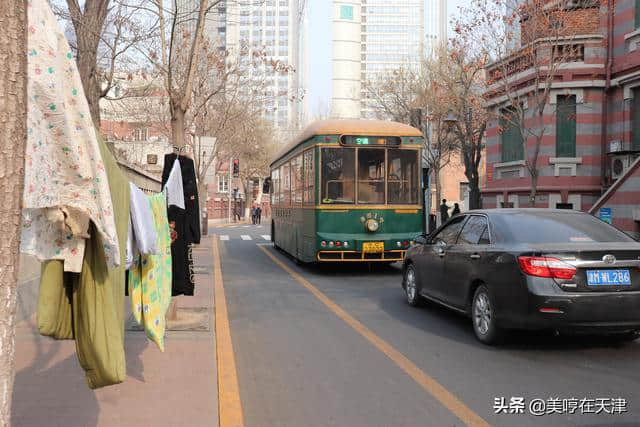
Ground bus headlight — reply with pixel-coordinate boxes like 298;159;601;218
365;218;379;232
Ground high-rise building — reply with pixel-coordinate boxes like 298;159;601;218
225;0;305;136
174;1;305;136
331;0;447;119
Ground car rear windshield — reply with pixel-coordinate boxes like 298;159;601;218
495;212;636;244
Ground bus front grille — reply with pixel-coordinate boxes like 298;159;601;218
317;250;406;262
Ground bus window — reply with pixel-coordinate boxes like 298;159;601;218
271;168;280;205
282;162;291;206
292;154;303;204
303;150;314;204
357;148;385;204
321;148;355;204
388;150;419;204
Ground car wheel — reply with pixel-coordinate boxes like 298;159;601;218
404;265;423;307
471;285;504;345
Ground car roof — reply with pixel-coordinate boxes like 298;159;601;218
465;208;588;217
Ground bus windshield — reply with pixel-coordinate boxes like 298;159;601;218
321;148;355;204
321;147;419;205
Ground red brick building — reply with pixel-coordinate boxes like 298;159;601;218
482;0;640;236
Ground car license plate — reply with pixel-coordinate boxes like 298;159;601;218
362;242;384;253
586;270;631;286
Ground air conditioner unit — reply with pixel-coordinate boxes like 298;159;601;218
611;154;633;180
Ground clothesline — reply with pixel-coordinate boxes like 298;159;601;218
23;0;200;391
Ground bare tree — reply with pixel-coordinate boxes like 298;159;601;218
432;43;490;209
457;0;584;206
365;63;459;207
0;0;26;424
49;0;161;125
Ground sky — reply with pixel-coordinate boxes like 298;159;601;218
306;0;470;118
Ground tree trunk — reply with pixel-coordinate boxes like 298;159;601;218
0;0;27;424
242;178;251;220
75;47;101;126
170;103;186;148
529;171;538;207
67;0;111;126
468;175;481;210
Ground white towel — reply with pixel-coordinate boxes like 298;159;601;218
129;183;158;255
164;158;185;209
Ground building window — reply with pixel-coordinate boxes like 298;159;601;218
500;110;524;162
340;5;353;20
147;154;158;165
217;175;229;193
134;127;148;141
633;89;640;150
556;95;577;157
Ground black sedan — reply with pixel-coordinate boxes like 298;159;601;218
402;209;640;345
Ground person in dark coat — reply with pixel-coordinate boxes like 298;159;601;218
162;152;201;296
256;206;262;225
452;203;461;216
439;199;450;223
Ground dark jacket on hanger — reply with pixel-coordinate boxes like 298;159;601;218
162;153;200;296
162;153;201;245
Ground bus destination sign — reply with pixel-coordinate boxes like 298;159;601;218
340;135;401;146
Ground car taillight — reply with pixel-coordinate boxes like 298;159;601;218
518;256;576;280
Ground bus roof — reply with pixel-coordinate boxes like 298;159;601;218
271;119;422;165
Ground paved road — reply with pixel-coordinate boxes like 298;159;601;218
212;223;640;427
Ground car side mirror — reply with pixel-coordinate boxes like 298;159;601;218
415;234;428;245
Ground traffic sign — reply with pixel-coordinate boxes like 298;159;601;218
599;207;612;224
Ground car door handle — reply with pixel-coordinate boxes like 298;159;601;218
437;249;446;257
470;253;480;260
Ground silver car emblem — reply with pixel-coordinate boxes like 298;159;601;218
602;254;616;265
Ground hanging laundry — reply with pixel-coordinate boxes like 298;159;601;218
162;153;201;296
128;193;173;351
21;0;119;272
37;136;130;389
129;183;158;255
164;158;185;209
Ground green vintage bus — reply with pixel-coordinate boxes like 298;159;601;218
269;119;424;263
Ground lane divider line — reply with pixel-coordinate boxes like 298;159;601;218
240;235;252;241
258;245;490;427
214;235;245;427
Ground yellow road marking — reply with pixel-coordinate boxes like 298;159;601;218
213;236;245;427
258;245;490;427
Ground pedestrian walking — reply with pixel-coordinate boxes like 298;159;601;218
256;206;262;225
452;203;461;216
440;199;450;223
251;205;257;225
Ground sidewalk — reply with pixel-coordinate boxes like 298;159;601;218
11;237;219;427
